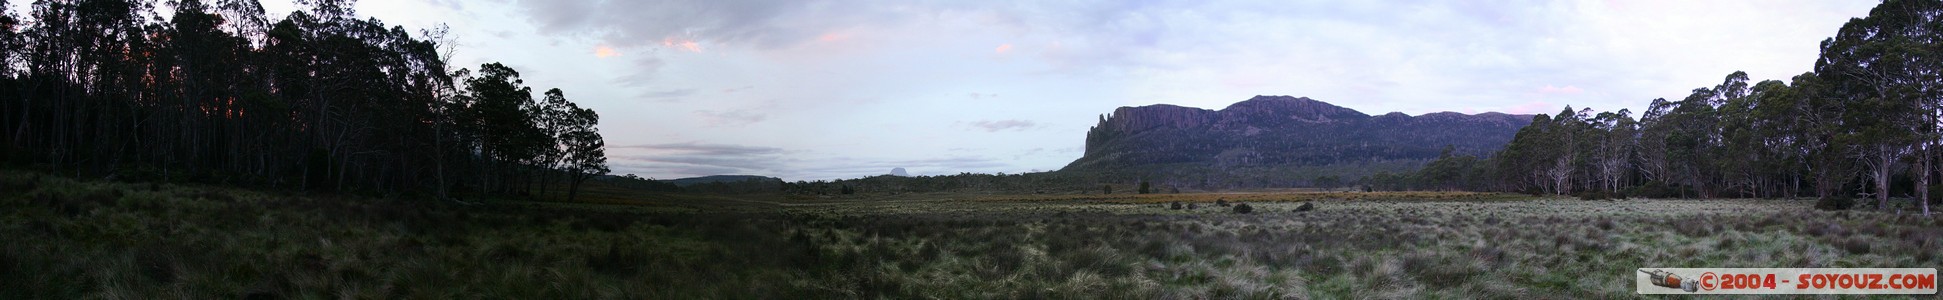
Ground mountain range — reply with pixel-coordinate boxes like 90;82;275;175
1060;95;1531;188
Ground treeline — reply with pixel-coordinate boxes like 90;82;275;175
1407;0;1939;213
0;0;608;200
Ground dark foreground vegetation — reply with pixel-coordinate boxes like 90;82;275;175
0;0;608;200
5;170;1938;298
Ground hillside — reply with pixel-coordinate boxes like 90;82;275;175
1063;96;1531;188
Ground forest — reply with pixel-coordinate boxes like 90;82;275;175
0;0;609;201
1406;0;1942;214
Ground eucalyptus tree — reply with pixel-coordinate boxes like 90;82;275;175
1815;0;1941;211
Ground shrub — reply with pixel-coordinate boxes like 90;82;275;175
586;243;642;276
1138;181;1151;194
1624;181;1689;199
1930;184;1943;204
1232;203;1253;214
83;188;125;206
1295;202;1315;212
1576;191;1611;201
1186;203;1198;210
1169;202;1182;210
1215;199;1229;207
0;175;34;194
1815;196;1854;211
1841;237;1871;254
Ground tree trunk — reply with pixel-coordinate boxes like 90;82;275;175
568;174;585;202
1922;142;1933;215
1876;144;1893;210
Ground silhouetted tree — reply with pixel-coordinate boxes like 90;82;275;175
0;0;610;200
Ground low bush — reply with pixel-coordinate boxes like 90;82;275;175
1815;196;1854;211
1294;202;1314;212
1231;203;1252;214
1576;191;1612;201
1623;181;1689;199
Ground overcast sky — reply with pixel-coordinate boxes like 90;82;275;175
259;0;1876;181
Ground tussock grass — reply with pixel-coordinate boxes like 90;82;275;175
2;169;1938;298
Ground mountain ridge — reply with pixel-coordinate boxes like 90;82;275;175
1063;95;1532;187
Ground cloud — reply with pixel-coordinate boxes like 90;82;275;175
1537;85;1584;95
616;154;775;171
606;141;1015;180
478;0;1877;181
611;143;786;156
693;109;768;127
964;119;1041;132
639;88;696;102
661;37;703;52
503;0;1192;77
606;142;790;178
512;1;836;49
1012;147;1045;160
594;45;620;58
817;32;851;42
610;55;668;86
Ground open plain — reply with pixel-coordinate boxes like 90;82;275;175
4;171;1937;298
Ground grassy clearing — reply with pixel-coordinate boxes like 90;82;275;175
969;190;1530;204
2;170;1939;298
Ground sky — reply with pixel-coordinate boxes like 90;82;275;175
253;0;1877;181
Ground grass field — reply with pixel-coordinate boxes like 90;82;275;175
2;170;1939;298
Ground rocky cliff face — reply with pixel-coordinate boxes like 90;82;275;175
1064;95;1531;186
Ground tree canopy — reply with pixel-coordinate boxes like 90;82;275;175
1405;0;1942;214
0;0;609;200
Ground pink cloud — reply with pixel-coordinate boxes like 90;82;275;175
662;37;703;52
594;45;620;58
817;32;851;42
995;43;1013;54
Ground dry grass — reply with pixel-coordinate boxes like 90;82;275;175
2;170;1938;298
969;190;1529;204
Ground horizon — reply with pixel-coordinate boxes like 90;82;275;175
243;0;1874;181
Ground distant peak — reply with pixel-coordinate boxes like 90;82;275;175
1247;95;1311;102
1218;95;1367;123
1225;95;1319;108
